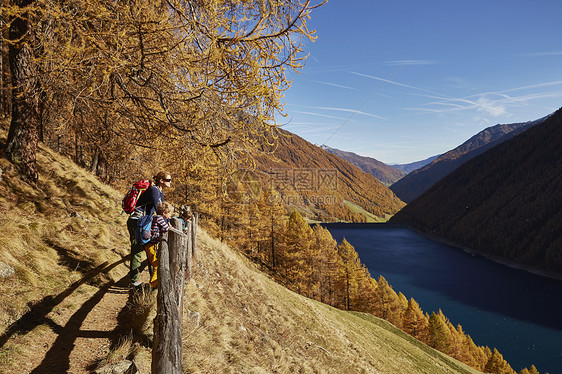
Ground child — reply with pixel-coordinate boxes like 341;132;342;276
144;201;174;289
178;205;193;233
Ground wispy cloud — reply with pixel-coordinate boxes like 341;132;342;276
311;80;356;90
350;71;429;92
409;90;562;117
281;123;339;135
383;59;438;66
312;106;386;120
293;111;348;121
474;80;562;96
524;51;562;57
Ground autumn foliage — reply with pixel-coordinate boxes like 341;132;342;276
208;207;539;374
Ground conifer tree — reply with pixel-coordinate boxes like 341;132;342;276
519;367;542;374
337;239;361;310
312;225;344;306
428;311;452;353
375;275;405;327
281;211;314;294
484;348;516;374
463;334;488;371
355;264;378;312
402;298;430;344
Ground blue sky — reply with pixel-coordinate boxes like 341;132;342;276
279;0;562;164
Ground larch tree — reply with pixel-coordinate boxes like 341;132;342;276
5;0;42;181
375;275;405;326
1;0;326;182
281;210;314;294
484;348;516;374
313;225;344;306
428;310;452;354
402;298;430;344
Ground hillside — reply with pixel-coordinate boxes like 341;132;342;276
390;107;562;276
254;129;405;222
0;129;481;373
390;116;548;203
319;145;407;186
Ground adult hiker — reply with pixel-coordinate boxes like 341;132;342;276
126;171;172;288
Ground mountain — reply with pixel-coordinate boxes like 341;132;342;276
390;107;562;277
390;155;440;174
0;127;482;374
390;116;549;203
319;145;406;186
253;130;405;222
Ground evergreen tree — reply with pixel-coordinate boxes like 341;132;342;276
281;211;314;294
337;239;361;310
428;311;451;353
402;298;430;344
519;365;540;374
484;348;516;374
375;276;405;327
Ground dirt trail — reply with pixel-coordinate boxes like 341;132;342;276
2;261;140;374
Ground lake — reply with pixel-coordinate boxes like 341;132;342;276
323;223;562;373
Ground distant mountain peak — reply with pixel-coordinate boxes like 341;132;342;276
390;113;551;203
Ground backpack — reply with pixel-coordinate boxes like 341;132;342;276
122;179;151;214
134;214;154;245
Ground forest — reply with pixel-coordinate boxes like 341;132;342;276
0;1;546;373
391;107;562;277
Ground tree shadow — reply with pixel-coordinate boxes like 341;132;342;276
0;256;128;348
29;280;118;373
45;239;98;274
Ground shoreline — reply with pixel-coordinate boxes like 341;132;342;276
320;221;562;282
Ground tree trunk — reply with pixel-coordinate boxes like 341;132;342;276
90;149;100;174
6;0;41;181
0;17;8;118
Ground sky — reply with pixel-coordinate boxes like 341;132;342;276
278;0;562;164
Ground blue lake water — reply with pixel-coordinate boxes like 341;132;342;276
323;223;562;373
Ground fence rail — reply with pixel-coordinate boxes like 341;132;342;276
152;213;198;374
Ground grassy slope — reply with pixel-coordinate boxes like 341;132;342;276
0;133;130;332
184;230;480;373
0;129;480;374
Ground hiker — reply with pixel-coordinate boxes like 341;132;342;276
145;202;174;289
178;205;193;232
126;171;172;288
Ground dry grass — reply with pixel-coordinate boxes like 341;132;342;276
0;124;481;373
178;229;482;374
0;130;129;342
96;335;135;366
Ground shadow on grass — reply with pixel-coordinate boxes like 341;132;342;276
0;256;128;349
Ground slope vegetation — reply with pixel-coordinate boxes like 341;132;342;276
254;129;405;222
390;116;548;203
320;145;406;186
182;229;481;373
0;127;481;373
391;107;562;276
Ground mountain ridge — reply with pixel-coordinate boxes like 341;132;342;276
390;115;550;203
390;107;562;276
319;145;407;186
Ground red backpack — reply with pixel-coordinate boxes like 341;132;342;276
122;179;151;214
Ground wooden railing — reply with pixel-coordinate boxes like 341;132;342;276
152;213;198;374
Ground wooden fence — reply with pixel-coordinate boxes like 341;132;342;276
152;213;198;374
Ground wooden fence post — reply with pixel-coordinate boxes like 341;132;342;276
152;217;187;374
191;212;198;259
